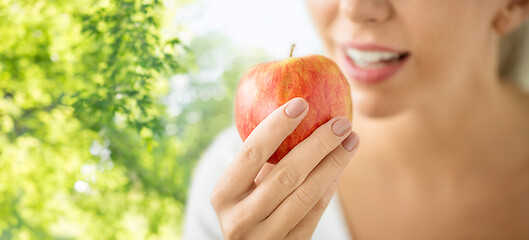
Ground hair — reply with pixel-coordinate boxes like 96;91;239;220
499;21;529;91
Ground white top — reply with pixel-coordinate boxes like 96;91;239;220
182;126;353;239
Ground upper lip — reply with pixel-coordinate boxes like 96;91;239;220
342;42;409;54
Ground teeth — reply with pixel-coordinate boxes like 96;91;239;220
346;47;403;67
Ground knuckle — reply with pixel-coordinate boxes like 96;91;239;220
266;231;286;240
222;213;249;240
273;166;301;189
266;117;284;135
311;130;335;155
223;224;243;240
295;183;319;205
238;144;263;166
311;199;327;213
285;233;311;240
210;187;224;211
327;152;346;169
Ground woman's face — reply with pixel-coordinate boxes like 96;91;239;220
306;0;506;118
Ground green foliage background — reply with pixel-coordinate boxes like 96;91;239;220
0;0;269;239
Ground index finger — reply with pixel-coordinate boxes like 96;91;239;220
212;98;309;204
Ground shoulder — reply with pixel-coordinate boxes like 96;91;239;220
182;126;242;240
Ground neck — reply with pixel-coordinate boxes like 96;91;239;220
353;82;517;180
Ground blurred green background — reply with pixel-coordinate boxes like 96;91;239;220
0;0;271;238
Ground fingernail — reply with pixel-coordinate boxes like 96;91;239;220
332;119;352;136
285;98;306;118
342;132;359;152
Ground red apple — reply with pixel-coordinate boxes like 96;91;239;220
234;53;353;164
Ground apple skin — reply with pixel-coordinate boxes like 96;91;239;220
234;55;353;164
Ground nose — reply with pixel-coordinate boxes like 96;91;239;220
340;0;393;24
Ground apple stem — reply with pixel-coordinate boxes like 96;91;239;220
290;44;296;58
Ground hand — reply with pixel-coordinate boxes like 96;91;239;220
211;97;359;239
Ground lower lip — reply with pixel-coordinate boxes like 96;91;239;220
342;51;408;84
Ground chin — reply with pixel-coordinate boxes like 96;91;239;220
352;91;407;119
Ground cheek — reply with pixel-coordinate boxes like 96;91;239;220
306;0;339;27
401;1;490;83
306;0;339;49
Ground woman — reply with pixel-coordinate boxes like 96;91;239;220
183;0;529;239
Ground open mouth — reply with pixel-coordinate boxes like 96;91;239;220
345;47;410;69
